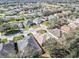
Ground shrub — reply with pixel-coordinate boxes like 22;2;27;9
13;35;24;42
74;12;79;18
24;26;29;30
28;33;33;36
1;38;8;43
75;28;79;35
37;30;47;34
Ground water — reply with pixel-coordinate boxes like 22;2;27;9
0;0;79;4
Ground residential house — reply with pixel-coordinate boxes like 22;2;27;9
0;42;16;58
61;25;75;44
61;25;72;33
17;22;24;28
11;15;22;20
48;15;55;21
73;19;79;27
33;18;45;24
0;24;11;32
32;31;50;45
2;18;11;22
10;22;24;29
5;10;18;16
50;28;61;38
26;20;34;27
68;23;77;30
17;35;43;57
10;23;18;29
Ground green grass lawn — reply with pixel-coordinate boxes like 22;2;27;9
37;30;47;34
3;18;25;24
31;24;40;29
1;32;5;36
24;26;29;31
41;21;50;26
0;38;8;43
13;35;24;42
0;14;5;18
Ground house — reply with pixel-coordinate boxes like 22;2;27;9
17;35;43;57
0;24;11;32
10;23;19;29
43;16;48;21
61;25;75;42
51;28;61;38
0;36;43;58
17;22;24;28
0;42;16;58
2;18;11;22
48;15;55;20
10;22;24;29
11;15;22;20
61;25;72;33
26;20;33;27
68;23;77;30
17;37;29;52
5;11;17;16
33;18;45;24
32;31;50;45
72;19;79;27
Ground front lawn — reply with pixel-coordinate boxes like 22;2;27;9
37;30;47;34
41;21;50;26
0;38;8;43
31;24;40;29
13;35;24;42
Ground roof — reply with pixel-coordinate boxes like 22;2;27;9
32;32;50;45
0;42;16;57
68;23;77;30
61;25;71;33
34;18;45;24
17;35;42;53
2;18;11;22
27;20;33;26
51;28;61;37
11;15;22;19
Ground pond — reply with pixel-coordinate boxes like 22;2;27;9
5;30;22;36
